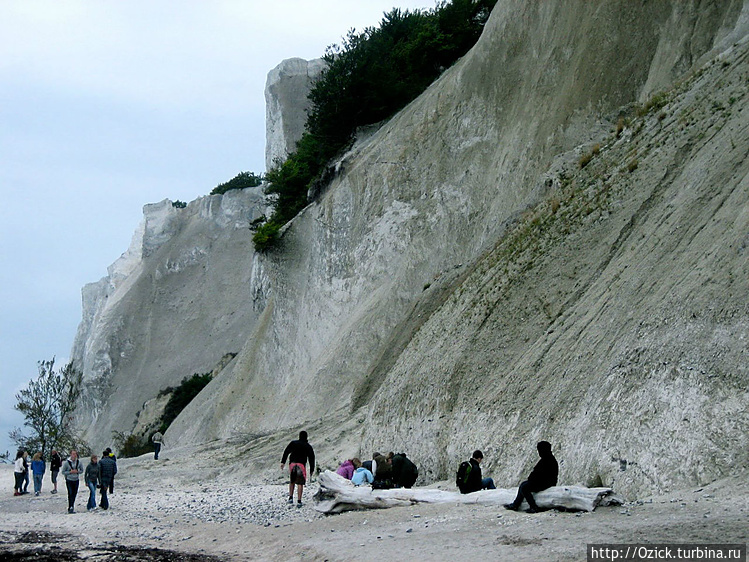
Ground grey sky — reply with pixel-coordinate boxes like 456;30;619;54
0;0;430;456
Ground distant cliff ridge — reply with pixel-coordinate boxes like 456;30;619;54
72;0;748;498
71;188;268;438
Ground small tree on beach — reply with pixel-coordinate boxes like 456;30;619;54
10;358;83;457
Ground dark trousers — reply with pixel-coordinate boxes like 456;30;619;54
99;483;110;510
154;442;161;460
511;480;541;510
66;479;79;510
14;472;24;493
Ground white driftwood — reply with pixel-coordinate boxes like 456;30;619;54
314;470;622;515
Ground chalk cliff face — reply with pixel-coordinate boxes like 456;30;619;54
264;57;327;170
71;189;268;443
73;0;749;498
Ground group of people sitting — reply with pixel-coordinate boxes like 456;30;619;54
336;451;419;489
336;441;559;514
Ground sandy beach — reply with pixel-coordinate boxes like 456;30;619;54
1;448;746;561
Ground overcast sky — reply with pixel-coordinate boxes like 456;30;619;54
0;0;432;456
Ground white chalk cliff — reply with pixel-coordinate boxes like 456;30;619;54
264;57;327;170
72;0;749;498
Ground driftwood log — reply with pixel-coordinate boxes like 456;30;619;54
314;470;622;515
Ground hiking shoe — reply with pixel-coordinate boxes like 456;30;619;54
35;492;39;496
287;496;294;505
296;501;303;508
68;508;74;514
51;489;57;494
14;492;20;496
504;503;519;511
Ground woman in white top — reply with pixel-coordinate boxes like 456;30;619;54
13;450;27;496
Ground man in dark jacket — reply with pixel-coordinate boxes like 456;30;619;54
391;453;418;488
372;452;394;489
504;440;558;513
50;450;62;494
280;431;315;507
459;450;496;494
98;450;118;510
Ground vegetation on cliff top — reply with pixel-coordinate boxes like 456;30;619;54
254;0;498;251
211;171;264;196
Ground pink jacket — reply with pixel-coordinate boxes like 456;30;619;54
336;459;355;480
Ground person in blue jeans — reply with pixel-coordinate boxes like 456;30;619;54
459;450;496;494
31;452;46;495
61;450;83;513
84;455;100;511
98;450;117;510
152;431;163;460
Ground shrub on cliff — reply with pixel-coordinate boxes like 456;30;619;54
157;372;213;432
256;0;497;251
211;171;264;196
111;431;151;458
309;0;496;148
252;221;282;252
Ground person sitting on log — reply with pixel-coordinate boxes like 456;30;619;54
391;452;418;488
372;452;394;489
457;450;496;494
361;452;379;477
351;464;374;486
335;458;359;480
504;440;558;513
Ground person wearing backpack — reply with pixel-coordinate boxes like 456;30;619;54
61;450;83;513
457;450;495;494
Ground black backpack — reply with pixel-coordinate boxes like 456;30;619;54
456;460;472;492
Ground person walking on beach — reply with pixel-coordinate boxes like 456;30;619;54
61;450;83;513
84;454;100;511
13;450;26;496
504;440;559;513
31;452;46;496
152;430;163;460
98;449;117;510
280;430;315;508
50;450;61;494
103;448;116;494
